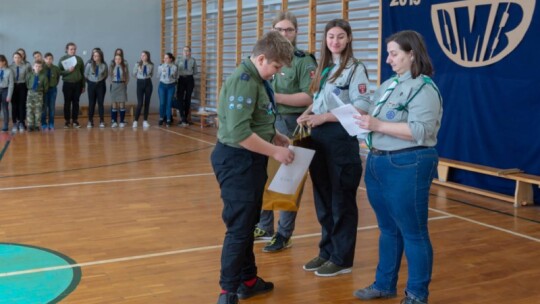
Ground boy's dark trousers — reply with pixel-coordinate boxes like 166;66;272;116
211;142;268;292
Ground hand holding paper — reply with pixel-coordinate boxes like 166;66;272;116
61;56;77;71
268;145;315;195
329;94;369;136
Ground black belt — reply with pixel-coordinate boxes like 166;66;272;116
178;75;194;78
112;81;125;83
370;146;427;156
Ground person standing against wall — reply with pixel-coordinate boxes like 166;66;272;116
175;46;197;126
132;51;154;129
157;53;177;127
254;11;317;253
41;53;61;130
84;49;108;128
109;54;129;128
0;55;14;132
58;42;85;129
10;52;31;132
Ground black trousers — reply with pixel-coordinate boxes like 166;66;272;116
210;142;268;292
62;81;82;123
309;122;362;268
87;80;106;123
177;75;194;123
11;83;27;124
136;78;153;121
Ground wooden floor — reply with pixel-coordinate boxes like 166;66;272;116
0;117;539;303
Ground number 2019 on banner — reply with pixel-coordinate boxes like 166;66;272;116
390;0;421;6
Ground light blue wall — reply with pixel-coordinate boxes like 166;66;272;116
0;0;161;111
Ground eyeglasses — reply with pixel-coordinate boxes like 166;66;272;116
273;27;296;34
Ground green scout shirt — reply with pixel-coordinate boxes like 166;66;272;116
217;58;276;148
58;54;85;90
271;48;317;115
44;64;61;88
25;72;49;94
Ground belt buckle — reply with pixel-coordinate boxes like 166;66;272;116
370;148;384;155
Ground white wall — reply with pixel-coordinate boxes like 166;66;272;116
0;0;161;111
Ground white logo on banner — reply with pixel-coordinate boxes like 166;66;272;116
431;0;535;67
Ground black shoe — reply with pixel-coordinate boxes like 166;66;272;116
166;121;171;127
217;293;238;304
263;233;292;253
158;119;164;126
64;122;70;129
237;277;274;299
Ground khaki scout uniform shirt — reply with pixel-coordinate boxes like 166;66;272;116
356;71;443;150
217;58;276;148
271;48;317;115
312;58;370;115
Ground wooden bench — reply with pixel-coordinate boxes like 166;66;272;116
433;157;540;207
190;110;217;128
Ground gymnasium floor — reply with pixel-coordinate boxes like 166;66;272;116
0;120;539;303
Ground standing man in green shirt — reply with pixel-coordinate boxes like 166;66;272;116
58;42;85;128
254;11;317;253
211;31;294;304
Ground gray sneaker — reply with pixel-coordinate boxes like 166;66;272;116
303;256;327;272
314;261;352;277
354;284;397;300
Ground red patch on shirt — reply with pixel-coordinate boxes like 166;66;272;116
310;70;315;79
358;83;367;94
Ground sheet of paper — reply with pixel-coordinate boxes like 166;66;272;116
61;56;77;70
330;102;369;137
268;146;315;195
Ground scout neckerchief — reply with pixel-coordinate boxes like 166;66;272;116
365;77;399;149
365;75;442;149
314;64;335;99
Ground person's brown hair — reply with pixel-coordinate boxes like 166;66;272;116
309;19;355;93
251;31;293;67
271;11;298;46
386;30;434;78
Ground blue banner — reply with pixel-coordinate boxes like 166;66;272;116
380;0;540;204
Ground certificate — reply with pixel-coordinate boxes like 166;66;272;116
268;146;315;195
61;56;77;70
330;102;369;137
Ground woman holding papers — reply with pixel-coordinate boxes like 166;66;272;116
352;30;442;304
58;42;85;129
297;19;370;277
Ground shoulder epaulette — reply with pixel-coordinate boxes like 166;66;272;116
294;50;306;58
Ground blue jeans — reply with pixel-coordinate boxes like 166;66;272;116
258;114;301;238
158;82;175;121
41;87;58;127
365;147;438;302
